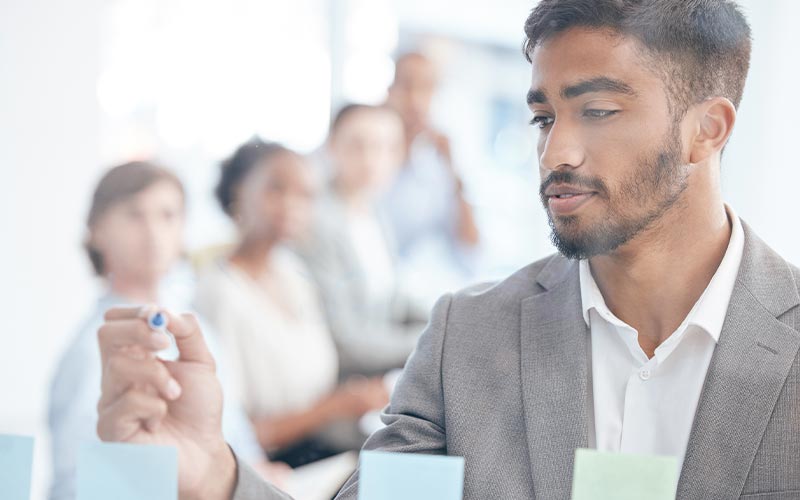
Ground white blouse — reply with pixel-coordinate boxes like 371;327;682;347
195;248;339;419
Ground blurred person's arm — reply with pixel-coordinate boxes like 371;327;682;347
48;321;104;500
253;377;388;451
334;294;451;499
194;276;297;488
228;404;293;490
198;316;265;464
292;222;420;376
194;261;386;456
455;187;481;247
430;130;480;248
333;321;420;376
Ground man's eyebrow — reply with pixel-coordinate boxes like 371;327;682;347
561;77;636;99
527;89;548;105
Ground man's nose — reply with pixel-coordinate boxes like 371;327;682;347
539;120;585;173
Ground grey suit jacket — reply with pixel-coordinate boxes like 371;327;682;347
236;222;800;499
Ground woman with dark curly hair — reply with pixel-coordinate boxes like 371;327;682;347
195;138;388;468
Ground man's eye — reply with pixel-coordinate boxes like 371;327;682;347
529;115;554;129
584;109;619;119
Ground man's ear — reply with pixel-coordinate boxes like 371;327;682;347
688;97;737;164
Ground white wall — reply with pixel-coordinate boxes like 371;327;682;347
0;1;103;498
722;0;800;262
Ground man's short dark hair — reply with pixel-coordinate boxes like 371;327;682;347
523;0;752;115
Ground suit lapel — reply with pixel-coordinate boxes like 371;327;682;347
677;223;800;499
520;256;592;500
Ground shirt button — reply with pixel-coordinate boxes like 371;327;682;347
639;369;651;381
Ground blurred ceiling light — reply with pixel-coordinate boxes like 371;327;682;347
342;54;394;104
340;0;398;104
99;0;331;154
346;0;398;52
253;50;332;154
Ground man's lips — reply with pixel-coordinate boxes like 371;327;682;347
544;185;597;215
543;184;596;198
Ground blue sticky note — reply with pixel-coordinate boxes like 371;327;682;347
358;451;465;500
0;434;34;500
77;442;177;500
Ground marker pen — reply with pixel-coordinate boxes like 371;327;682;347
145;308;176;359
147;310;169;332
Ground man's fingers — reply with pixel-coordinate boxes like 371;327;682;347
162;312;215;367
98;319;172;365
100;355;182;409
99;306;215;367
96;389;169;442
104;306;147;321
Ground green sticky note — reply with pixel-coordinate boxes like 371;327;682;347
358;451;464;500
0;434;35;500
571;448;679;500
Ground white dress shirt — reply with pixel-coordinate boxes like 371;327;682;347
581;205;744;468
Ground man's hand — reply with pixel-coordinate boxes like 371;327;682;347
96;306;236;500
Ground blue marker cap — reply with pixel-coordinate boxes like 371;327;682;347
147;311;168;331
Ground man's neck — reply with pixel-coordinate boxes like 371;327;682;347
588;199;731;358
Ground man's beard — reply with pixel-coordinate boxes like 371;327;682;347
540;126;688;260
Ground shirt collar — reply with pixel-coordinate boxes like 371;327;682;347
579;204;745;344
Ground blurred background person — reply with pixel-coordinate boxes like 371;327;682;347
382;51;482;278
194;138;388;469
47;161;278;500
8;3;794;498
295;104;428;378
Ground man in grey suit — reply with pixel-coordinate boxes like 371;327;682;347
94;0;799;498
